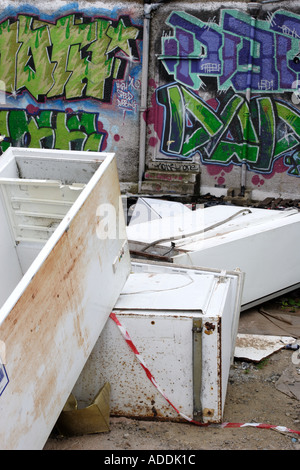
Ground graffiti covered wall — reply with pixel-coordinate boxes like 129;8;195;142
0;1;143;187
2;0;300;199
147;2;300;199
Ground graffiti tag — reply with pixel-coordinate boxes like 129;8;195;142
0;109;106;153
160;10;300;93
0;14;142;102
157;83;300;175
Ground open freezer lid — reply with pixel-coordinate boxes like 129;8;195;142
114;263;240;314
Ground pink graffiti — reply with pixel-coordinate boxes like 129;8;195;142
252;174;265;186
145;91;164;140
217;176;225;185
206;164;234;176
206;98;219;111
149;136;158;147
148;78;157;89
96;120;108;150
26;104;39;115
263;157;289;178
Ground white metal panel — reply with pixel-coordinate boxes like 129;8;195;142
0;149;131;450
127;205;300;308
0;150;24;304
0;191;23;306
127;206;204;244
15;242;46;274
73;261;244;424
114;271;217;311
129;197;190;226
234;334;296;362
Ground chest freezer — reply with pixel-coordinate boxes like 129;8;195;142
0;148;131;450
127;205;300;309
72;260;244;424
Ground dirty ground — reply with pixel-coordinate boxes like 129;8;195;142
44;292;300;452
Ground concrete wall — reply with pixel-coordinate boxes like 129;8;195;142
0;0;300;201
0;0;143;191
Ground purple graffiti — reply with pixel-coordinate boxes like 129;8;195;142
163;12;222;89
161;10;300;93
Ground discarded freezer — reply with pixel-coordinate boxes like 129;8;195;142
127;204;300;309
73;260;244;424
0;148;131;450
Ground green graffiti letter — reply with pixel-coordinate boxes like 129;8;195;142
0;20;18;95
17;16;54;99
48;15;96;98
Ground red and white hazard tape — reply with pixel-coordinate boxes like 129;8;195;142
109;312;300;436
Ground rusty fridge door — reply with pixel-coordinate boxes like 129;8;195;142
0;148;131;450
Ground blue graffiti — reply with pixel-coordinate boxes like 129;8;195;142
160;9;300;93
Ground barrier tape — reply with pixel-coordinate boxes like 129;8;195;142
109;312;300;437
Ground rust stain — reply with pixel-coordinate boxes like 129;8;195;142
203;408;215;418
3;224;90;405
110;410;186;423
204;322;215;335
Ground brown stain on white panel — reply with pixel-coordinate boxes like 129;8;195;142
0;156;128;449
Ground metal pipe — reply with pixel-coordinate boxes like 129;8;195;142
241;1;282;195
138;4;150;193
240;3;261;196
261;0;283;3
138;2;162;193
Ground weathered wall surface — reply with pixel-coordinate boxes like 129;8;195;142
1;0;300;200
0;1;143;190
146;1;300;200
